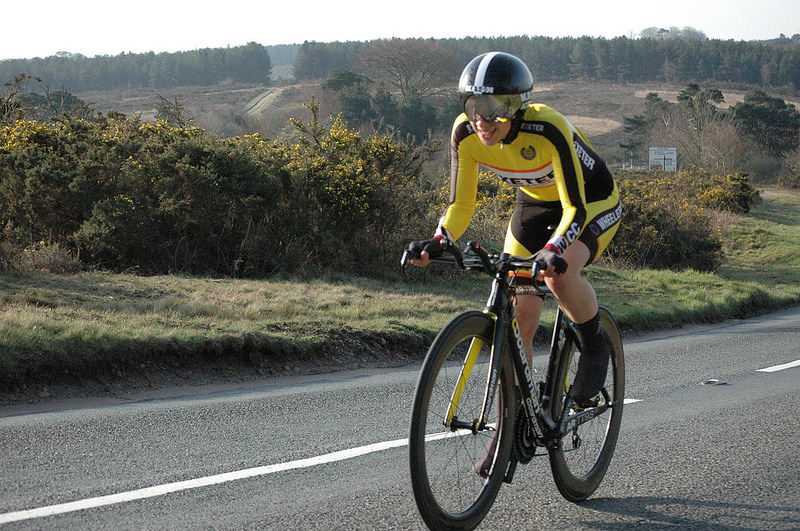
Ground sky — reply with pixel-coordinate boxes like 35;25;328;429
2;0;799;61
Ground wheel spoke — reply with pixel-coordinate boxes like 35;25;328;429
548;306;624;502
409;312;514;530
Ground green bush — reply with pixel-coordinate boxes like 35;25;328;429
71;122;282;274
1;104;761;278
0;103;436;278
608;169;758;271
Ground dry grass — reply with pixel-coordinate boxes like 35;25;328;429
2;188;800;399
564;115;623;137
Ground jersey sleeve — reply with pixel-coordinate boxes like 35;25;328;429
438;117;479;242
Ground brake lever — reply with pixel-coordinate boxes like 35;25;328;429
447;241;465;269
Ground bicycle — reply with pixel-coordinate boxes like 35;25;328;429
402;240;624;530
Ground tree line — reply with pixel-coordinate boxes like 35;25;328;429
2;35;799;93
0;42;273;91
295;36;800;89
287;35;800;89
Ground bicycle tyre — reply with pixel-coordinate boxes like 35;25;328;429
409;311;515;530
548;305;625;502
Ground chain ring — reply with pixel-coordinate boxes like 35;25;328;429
514;405;536;464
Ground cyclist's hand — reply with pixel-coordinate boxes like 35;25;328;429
538;244;568;277
407;236;445;267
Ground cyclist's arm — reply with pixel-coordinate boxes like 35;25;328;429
437;119;480;243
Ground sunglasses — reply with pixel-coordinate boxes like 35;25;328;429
462;94;523;123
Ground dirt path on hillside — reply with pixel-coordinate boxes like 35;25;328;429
247;89;278;115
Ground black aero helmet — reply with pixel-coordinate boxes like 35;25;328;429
458;52;533;122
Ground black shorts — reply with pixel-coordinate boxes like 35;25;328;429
504;187;621;273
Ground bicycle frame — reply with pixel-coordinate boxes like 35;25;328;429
495;274;559;439
404;241;611;445
444;257;575;445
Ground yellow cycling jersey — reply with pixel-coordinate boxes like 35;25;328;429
439;103;616;254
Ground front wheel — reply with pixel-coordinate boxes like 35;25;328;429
548;306;625;502
409;311;515;531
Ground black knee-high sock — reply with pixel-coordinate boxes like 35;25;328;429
576;312;604;354
570;311;609;401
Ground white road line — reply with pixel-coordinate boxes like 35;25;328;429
0;398;645;524
757;359;800;373
0;437;408;524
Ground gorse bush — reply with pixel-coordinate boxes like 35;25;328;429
0;100;760;278
0;102;436;278
72;121;281;274
261;101;438;276
608;169;759;271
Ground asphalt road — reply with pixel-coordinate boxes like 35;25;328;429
1;307;799;530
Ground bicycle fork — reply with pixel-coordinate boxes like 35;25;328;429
444;275;513;435
442;312;505;435
442;309;554;448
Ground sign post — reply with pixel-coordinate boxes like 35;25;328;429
649;147;677;171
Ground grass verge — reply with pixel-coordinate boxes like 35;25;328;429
1;187;799;400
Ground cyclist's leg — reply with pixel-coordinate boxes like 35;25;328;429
548;193;622;402
544;242;597;324
546;186;622;321
504;191;558;360
515;294;544;362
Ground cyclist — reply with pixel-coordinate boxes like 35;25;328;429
409;52;621;405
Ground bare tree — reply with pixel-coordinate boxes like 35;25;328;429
153;93;193;128
649;100;747;171
357;38;462;103
639;26;706;41
0;73;41;124
639;27;671;40
669;26;707;41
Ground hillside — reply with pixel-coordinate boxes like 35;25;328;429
77;83;270;127
74;80;798;167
